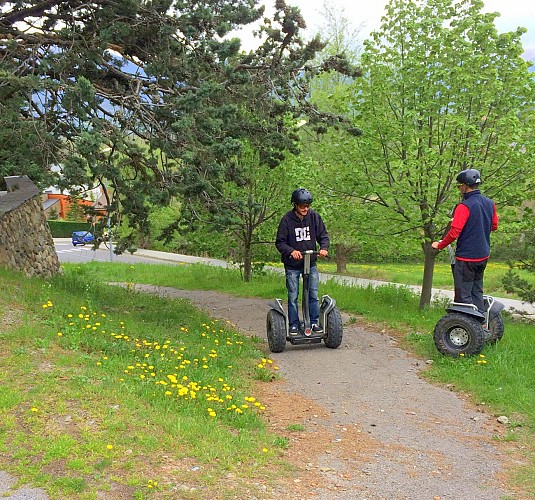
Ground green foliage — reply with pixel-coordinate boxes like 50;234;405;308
495;207;535;304
169;142;292;279
0;72;60;188
48;221;92;238
0;0;352;256
319;0;535;304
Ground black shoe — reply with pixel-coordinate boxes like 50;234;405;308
289;325;299;335
311;324;323;334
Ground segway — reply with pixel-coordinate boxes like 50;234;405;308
433;246;505;357
266;250;343;353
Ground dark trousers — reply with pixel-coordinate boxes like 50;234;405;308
453;259;488;312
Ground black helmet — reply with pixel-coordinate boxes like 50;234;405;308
291;188;313;205
456;169;481;186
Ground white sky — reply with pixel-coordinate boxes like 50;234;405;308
237;0;535;60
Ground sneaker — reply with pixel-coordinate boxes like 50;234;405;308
311;324;323;334
289;325;299;335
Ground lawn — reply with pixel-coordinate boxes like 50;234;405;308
268;259;532;299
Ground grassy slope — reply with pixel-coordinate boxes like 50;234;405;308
1;261;534;497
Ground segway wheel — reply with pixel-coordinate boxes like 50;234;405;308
267;309;287;353
323;307;343;349
433;312;485;357
487;313;505;344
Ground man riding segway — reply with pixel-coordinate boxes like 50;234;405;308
432;169;499;312
266;188;343;352
432;169;503;356
276;188;329;336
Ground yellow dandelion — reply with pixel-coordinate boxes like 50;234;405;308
106;444;113;450
57;332;63;337
30;407;38;412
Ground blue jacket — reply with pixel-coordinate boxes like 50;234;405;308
275;208;329;270
456;190;496;260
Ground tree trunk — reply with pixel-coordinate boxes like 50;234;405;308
419;241;437;309
243;239;252;282
335;243;348;273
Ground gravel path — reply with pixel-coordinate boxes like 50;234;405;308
133;285;519;500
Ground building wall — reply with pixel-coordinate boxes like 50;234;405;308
0;176;62;278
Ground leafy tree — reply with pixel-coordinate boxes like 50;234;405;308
296;3;364;271
65;197;87;222
343;0;535;307
172;143;289;281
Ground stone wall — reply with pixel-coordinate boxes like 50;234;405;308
0;176;61;278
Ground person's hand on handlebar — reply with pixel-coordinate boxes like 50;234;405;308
290;250;303;260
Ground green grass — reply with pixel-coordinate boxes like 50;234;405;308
1;260;534;498
0;266;283;498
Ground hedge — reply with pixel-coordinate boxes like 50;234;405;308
48;221;92;238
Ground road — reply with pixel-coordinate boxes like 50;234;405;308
54;239;172;265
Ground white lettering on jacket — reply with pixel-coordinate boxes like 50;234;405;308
295;227;310;242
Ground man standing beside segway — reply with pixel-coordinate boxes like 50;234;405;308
275;188;329;335
432;169;499;312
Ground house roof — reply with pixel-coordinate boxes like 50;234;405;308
43;198;60;210
0;176;40;216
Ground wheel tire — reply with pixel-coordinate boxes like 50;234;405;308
267;309;286;353
487;313;505;344
433;312;486;357
324;307;343;349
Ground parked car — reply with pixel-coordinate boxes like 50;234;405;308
71;231;95;246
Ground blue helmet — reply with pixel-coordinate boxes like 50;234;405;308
291;188;313;205
456;169;481;186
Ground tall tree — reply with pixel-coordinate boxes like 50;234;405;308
297;3;364;271
0;0;352;245
344;0;535;307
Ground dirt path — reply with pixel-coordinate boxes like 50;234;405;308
131;285;524;500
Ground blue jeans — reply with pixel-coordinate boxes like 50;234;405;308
285;266;320;328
